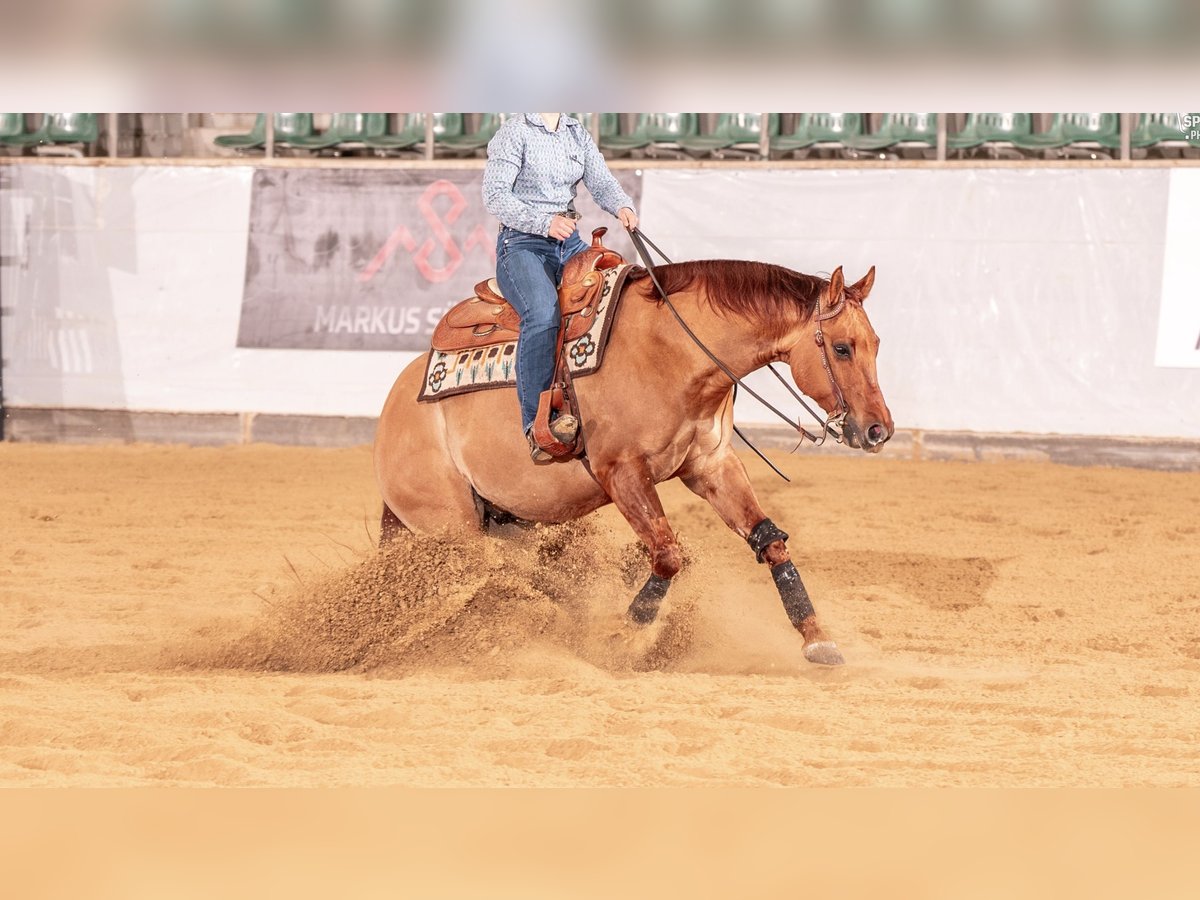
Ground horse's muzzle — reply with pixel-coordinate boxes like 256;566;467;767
844;418;892;453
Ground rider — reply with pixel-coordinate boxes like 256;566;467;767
482;113;639;461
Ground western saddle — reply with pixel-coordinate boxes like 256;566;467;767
430;227;626;460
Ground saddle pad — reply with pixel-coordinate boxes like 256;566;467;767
417;263;633;403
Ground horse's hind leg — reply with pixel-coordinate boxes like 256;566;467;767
594;457;684;625
377;467;484;537
682;451;844;666
380;504;406;547
374;361;486;537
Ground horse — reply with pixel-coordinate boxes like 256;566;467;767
373;255;892;666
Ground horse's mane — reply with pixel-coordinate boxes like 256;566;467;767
631;260;835;334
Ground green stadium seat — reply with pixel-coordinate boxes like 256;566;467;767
601;114;698;155
284;113;387;151
1010;113;1118;150
0;113;25;140
362;113;444;152
601;115;652;153
48;113;98;144
571;113;619;140
376;112;429;150
1;117;50;147
771;114;863;153
430;113;464;140
947;113;1032;149
1059;112;1120;147
1;113;98;148
1007;113;1064;148
847;113;937;151
677;113;778;156
1096;113;1194;150
213;114;314;150
439;113;514;155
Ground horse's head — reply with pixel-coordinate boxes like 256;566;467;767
785;265;893;453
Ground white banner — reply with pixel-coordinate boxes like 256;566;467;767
1156;168;1200;368
645;167;1200;438
4;163;1200;439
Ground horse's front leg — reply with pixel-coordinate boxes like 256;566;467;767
594;456;684;625
682;451;844;666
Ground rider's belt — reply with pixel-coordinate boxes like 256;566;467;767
498;211;581;235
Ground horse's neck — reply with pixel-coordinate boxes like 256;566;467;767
616;280;781;411
643;282;781;378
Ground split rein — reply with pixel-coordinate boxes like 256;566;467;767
624;228;848;483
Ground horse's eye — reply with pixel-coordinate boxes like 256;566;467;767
833;343;852;359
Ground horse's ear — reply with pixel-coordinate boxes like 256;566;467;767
849;265;875;302
826;266;845;311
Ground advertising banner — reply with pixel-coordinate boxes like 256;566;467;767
237;167;642;351
1156;169;1200;368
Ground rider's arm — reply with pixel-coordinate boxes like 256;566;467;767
579;129;636;218
483;125;554;236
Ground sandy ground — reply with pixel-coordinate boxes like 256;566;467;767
1;441;1198;786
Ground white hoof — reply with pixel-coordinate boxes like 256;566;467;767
803;641;845;666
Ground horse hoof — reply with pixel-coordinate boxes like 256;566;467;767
804;641;845;666
627;598;661;626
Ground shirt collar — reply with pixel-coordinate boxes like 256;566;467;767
525;113;580;132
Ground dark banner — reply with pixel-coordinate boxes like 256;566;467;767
236;167;642;351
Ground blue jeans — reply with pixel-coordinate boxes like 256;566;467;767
496;226;588;433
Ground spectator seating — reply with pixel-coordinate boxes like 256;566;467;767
213;114;314;151
771;114;863;157
600;114;698;157
422;113;467;155
847;113;937;152
572;113;619;141
1094;113;1197;156
177;111;1200;162
360;113;458;154
369;113;432;152
1010;113;1119;153
677;113;778;158
947;113;1033;153
1;113;98;154
439;113;514;156
0;113;23;141
284;114;388;152
1127;113;1190;148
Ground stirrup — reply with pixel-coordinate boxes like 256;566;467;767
527;431;552;463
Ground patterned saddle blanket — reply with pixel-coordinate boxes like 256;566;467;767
417;262;634;403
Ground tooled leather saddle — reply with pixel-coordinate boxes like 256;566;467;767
431;227;625;354
429;227;627;460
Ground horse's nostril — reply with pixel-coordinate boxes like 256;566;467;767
867;423;885;444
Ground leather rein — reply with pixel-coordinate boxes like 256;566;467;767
625;228;849;482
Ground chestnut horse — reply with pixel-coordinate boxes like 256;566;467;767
374;259;892;665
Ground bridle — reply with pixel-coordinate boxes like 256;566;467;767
625;228;849;482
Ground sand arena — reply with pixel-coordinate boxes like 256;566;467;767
1;442;1197;786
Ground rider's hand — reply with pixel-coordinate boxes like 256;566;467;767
548;215;576;241
618;207;639;231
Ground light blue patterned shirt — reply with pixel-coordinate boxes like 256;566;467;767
482;113;636;237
